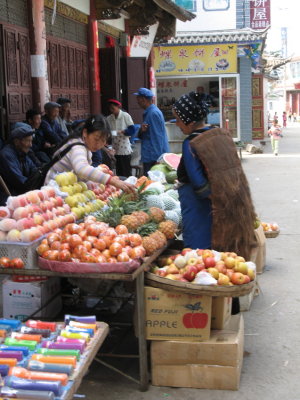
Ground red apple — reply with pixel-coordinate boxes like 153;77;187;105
183;265;198;282
231;272;246;285
181;248;192;256
203;256;216;268
195;263;205;272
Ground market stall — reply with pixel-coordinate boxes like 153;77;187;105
0;157;275;395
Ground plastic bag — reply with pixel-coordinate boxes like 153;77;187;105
246;261;256;271
193;271;218;285
148;170;166;183
125;176;138;185
212;250;221;262
144;182;165;194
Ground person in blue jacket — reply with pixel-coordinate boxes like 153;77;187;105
0;125;39;203
134;88;169;175
40;102;68;156
173;92;212;249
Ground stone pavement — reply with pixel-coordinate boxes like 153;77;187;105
79;124;300;400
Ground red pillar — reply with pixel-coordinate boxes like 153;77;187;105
88;0;101;114
27;0;50;111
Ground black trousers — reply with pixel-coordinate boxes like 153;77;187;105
115;154;132;178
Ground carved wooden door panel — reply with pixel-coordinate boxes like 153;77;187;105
2;24;32;125
252;74;264;140
47;36;90;120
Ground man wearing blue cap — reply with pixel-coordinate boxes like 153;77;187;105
134;88;169;175
40;102;68;154
0;125;38;202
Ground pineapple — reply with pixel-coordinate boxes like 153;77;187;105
137;222;159;237
158;221;177;239
142;236;158;256
148;207;165;223
149;231;167;248
120;214;140;232
132;211;150;225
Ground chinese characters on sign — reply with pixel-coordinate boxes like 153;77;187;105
250;0;271;30
154;44;237;76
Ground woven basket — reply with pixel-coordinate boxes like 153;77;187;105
264;230;280;238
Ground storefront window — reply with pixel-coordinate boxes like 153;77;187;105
221;77;238;138
174;0;197;12
203;0;230;11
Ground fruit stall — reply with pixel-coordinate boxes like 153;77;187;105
0;156;273;394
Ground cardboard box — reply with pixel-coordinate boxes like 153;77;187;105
251;225;266;274
211;297;232;330
151;315;244;391
145;286;211;342
240;280;259;311
3;278;61;320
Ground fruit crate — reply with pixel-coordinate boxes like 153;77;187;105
0;237;44;269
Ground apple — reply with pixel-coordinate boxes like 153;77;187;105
195;263;205;272
166;264;179;274
157;269;167;277
196;249;203;256
226;269;234;279
235;256;246;263
183;265;198;282
231;272;246;285
202;249;213;259
165;274;179;280
203;256;216;268
224;256;235;269
207;267;219;280
243;275;251;284
187;257;198;266
215;263;227;274
218;273;230;286
247;269;255;281
181;248;192;256
234;262;248;275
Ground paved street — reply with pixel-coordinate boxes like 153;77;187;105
80;124;300;400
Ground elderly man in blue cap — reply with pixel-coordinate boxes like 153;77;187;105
134;88;169;175
40;101;68;155
0;125;39;203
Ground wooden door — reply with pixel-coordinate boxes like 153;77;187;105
121;57;148;124
252;74;264;140
47;36;90;120
99;47;121;116
1;24;32;127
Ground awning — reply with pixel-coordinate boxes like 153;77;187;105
96;0;195;39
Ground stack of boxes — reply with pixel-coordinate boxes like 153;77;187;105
145;287;244;390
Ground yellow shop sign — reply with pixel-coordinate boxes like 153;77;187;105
154;44;237;76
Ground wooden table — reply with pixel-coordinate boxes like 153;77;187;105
0;247;168;392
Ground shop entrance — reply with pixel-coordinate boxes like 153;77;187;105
156;74;240;139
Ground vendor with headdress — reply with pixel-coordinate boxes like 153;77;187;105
173;91;256;260
106;99;135;177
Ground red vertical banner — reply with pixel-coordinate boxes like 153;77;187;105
88;0;101;113
250;0;271;30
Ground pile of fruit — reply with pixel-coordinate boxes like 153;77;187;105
149;153;181;184
151;248;256;286
54;171;108;219
0;188;75;243
94;194;179;255
37;217;147;263
261;222;279;232
0;257;24;269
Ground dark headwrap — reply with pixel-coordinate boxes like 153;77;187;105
173;91;210;125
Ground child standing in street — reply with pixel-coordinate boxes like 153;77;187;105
268;119;282;156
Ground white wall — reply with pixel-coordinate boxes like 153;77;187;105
60;0;90;15
176;0;236;32
104;18;126;32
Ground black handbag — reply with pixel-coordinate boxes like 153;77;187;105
23;142;86;191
